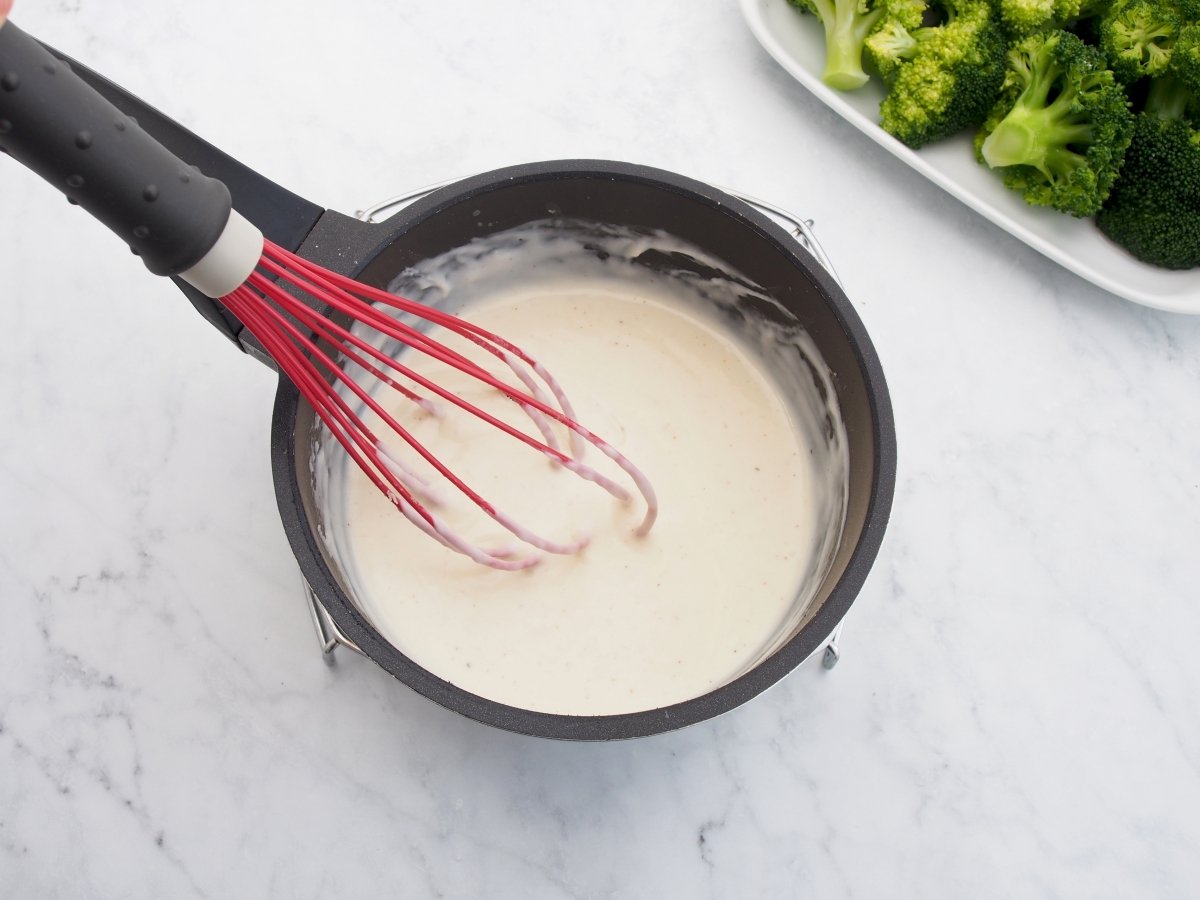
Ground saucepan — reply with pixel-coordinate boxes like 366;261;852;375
21;39;897;741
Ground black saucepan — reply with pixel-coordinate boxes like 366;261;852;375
6;32;896;741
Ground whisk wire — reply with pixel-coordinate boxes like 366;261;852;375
256;289;596;557
222;239;659;569
275;267;567;454
267;245;593;449
252;268;638;509
225;286;539;571
249;269;576;472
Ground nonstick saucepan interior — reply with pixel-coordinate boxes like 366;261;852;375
45;44;896;742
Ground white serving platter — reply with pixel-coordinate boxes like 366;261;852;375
740;0;1200;313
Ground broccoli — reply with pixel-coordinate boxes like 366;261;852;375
975;30;1135;216
1170;21;1200;95
865;0;1008;147
1095;82;1200;268
1098;0;1199;83
787;0;924;89
999;0;1111;38
866;18;923;81
1144;68;1200;117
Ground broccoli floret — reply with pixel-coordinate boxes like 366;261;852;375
1170;22;1200;95
1000;0;1069;36
1095;106;1200;268
866;0;1008;147
1000;0;1111;38
1098;0;1194;82
975;30;1135;216
788;0;923;89
866;18;921;81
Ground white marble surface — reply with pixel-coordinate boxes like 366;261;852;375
2;1;1199;896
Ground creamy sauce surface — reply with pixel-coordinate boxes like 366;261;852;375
324;224;846;715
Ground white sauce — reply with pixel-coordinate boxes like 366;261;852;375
318;222;847;716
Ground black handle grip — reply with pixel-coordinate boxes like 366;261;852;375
0;21;230;276
36;39;327;348
40;41;325;255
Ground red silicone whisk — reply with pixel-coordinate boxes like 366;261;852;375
0;20;656;570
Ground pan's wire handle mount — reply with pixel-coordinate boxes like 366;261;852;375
305;578;364;666
721;187;844;288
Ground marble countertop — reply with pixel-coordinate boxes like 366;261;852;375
3;1;1199;896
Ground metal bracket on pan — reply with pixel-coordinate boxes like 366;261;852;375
355;178;457;224
304;578;364;665
822;621;843;669
306;179;848;670
722;188;844;288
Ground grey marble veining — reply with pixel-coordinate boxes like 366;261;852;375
2;1;1200;897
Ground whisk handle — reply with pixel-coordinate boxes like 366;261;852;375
0;21;231;276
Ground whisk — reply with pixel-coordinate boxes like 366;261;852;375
0;21;656;570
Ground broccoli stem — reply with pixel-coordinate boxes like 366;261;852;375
817;0;884;90
980;103;1091;174
1145;75;1189;120
980;113;1045;167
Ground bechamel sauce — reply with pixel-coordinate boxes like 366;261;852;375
319;222;847;716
